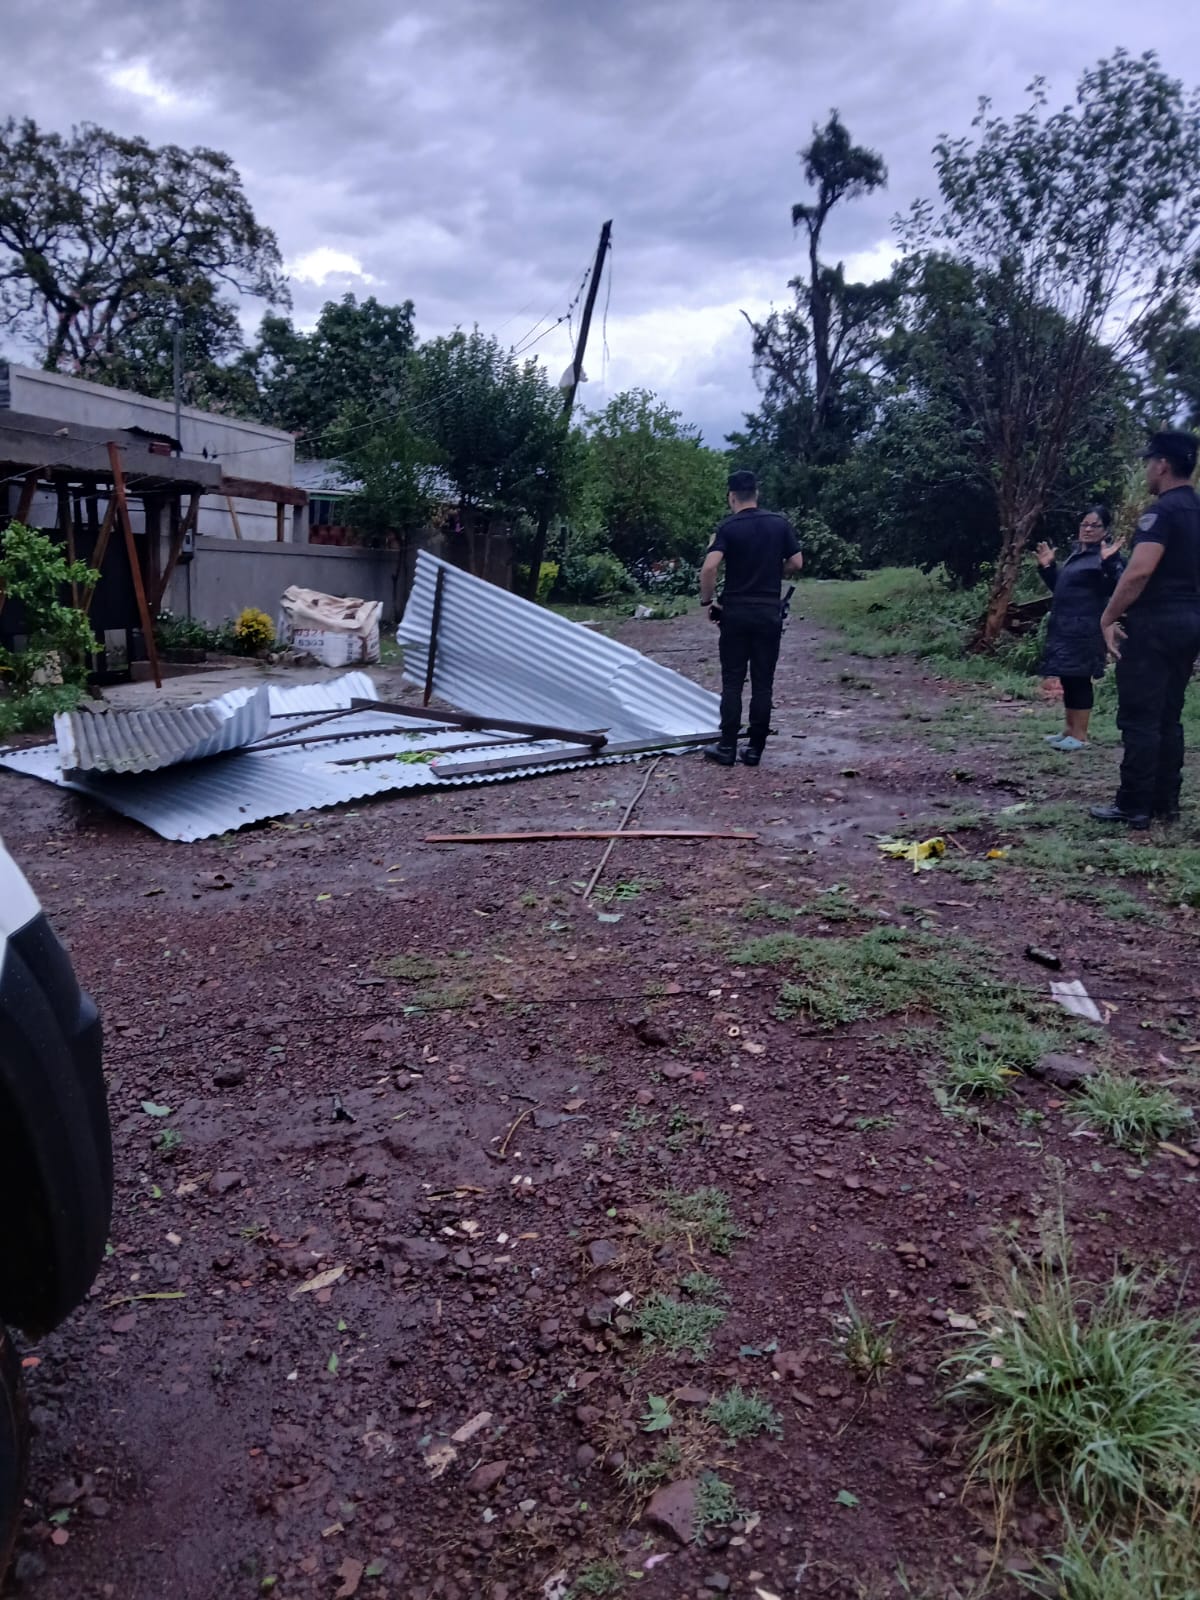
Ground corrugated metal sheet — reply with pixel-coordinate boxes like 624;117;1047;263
0;735;645;842
397;551;720;742
54;685;271;776
1;572;721;840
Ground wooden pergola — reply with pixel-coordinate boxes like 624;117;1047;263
0;411;307;688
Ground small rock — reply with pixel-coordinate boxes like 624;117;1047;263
213;1064;247;1088
1028;1053;1097;1091
587;1239;620;1269
351;1199;385;1224
772;1349;805;1382
660;1064;692;1081
704;1576;731;1594
576;1444;597;1469
393;1237;450;1265
83;1497;111;1520
209;1171;244;1196
12;1552;47;1585
466;1460;509;1494
634;1017;672;1049
584;1299;615;1330
644;1478;698;1544
673;1386;710;1406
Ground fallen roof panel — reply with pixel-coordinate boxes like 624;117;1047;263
397;550;720;741
55;685;270;776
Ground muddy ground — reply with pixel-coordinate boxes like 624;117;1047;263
2;602;1198;1600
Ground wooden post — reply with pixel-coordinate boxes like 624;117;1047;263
107;441;162;689
275;501;285;542
154;491;199;609
423;565;446;707
56;481;81;610
14;471;38;526
225;493;244;540
82;500;117;616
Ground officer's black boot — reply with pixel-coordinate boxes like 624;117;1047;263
703;743;736;767
1089;803;1152;830
739;744;763;767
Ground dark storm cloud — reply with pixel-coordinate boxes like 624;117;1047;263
4;0;1195;441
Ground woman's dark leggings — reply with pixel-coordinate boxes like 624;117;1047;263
1060;675;1094;712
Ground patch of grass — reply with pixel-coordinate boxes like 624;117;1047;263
834;1294;895;1385
1028;1512;1200;1600
155;1127;183;1154
633;1292;726;1358
376;952;441;982
569;1559;626;1598
742;897;801;922
693;1473;740;1536
1071;1074;1193;1152
943;1046;1021;1101
652;1187;743;1256
704;1387;782;1442
943;1240;1200;1518
679;1270;726;1301
853;1114;897;1132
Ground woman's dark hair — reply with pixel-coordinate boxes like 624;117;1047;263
1085;504;1112;529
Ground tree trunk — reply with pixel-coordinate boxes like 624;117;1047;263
972;508;1038;651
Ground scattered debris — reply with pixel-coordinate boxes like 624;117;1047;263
644;1478;699;1544
1028;1053;1097;1091
876;836;945;872
291;1265;347;1298
1050;980;1105;1023
1024;945;1063;971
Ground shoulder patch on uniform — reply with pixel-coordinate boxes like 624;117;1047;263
1137;513;1158;533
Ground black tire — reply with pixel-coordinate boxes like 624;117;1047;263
0;924;112;1337
0;1329;28;1584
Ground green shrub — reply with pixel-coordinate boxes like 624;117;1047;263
0;522;96;695
789;511;862;580
557;551;635;603
515;561;560;604
155;610;218;653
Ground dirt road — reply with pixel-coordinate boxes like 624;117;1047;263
2;604;1196;1600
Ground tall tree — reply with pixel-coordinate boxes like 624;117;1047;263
745;112;896;466
901;50;1200;647
582;389;727;567
251;293;417;445
411;329;565;521
0;119;286;374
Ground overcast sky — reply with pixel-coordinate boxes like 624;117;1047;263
4;0;1197;448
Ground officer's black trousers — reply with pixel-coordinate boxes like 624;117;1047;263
718;612;782;749
1115;606;1200;816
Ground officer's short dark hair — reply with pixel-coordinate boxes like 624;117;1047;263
1086;504;1112;529
727;469;757;499
1143;431;1199;478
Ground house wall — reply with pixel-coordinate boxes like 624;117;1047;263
0;364;296;541
165;524;515;629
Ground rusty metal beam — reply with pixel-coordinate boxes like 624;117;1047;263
107;441;161;689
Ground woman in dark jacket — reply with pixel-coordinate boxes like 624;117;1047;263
1035;506;1125;751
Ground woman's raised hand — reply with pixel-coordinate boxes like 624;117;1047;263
1100;535;1124;562
1035;541;1056;568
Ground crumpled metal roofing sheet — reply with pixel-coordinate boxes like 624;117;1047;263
54;685;271;776
0;727;644;841
397;550;720;740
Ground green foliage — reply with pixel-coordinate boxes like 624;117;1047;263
336;413;439;545
1026;1513;1200;1600
557;549;635;604
514;561;559;605
1071;1075;1193;1153
788;511;861;580
704;1387;782;1441
693;1474;740;1535
899;52;1200;638
0;682;84;735
0;522;96;695
655;1187;742;1256
581;389;726;566
943;1048;1019;1101
569;1560;626;1598
944;1242;1200;1518
0;117;286;373
835;1294;896;1384
640;1395;673;1433
155;609;218;653
633;1293;726;1358
253;294;416;442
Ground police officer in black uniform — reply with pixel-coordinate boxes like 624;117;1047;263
698;470;803;767
1091;430;1200;829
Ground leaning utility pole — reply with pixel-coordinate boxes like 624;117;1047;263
522;219;612;601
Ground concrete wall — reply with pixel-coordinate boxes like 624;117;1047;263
165;537;402;627
0;364;295;542
166;522;516;629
